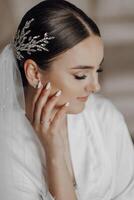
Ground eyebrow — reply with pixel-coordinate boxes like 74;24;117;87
70;57;104;69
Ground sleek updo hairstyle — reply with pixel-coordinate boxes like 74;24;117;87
14;0;101;87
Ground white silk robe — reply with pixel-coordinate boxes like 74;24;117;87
0;93;134;200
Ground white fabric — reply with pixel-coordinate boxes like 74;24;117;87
0;45;134;200
0;43;25;112
67;94;134;200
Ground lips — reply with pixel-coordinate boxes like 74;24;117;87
77;96;89;101
77;96;88;99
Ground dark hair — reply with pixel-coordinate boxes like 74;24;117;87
14;0;101;87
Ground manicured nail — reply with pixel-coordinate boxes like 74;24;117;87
65;102;70;107
37;81;43;89
55;90;62;97
46;82;51;90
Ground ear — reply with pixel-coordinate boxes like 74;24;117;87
24;59;40;88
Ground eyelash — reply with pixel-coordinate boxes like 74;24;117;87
74;68;104;80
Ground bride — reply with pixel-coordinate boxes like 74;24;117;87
0;1;134;199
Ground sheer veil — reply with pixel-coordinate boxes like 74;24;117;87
0;43;25;113
0;43;49;199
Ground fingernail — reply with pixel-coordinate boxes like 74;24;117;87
55;90;62;97
37;81;43;89
45;82;51;90
65;102;70;107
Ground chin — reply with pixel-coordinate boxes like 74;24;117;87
67;104;85;114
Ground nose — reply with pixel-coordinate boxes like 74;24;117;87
92;83;101;93
85;78;101;93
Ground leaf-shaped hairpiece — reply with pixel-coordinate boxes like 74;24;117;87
14;18;55;60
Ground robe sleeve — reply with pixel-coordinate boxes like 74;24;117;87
0;136;57;200
111;111;134;200
0;122;57;200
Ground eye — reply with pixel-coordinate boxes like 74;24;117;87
96;67;103;73
74;75;87;80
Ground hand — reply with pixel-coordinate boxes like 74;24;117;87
31;82;70;160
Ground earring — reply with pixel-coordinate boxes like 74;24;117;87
34;80;42;89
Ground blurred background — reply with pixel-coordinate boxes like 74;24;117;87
0;0;134;140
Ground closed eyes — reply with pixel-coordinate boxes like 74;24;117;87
97;67;103;73
74;67;103;80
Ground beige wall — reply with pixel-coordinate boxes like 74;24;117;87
0;0;134;139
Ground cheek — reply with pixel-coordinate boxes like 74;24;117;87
50;74;79;97
60;80;79;98
61;75;87;98
51;77;86;113
48;73;87;106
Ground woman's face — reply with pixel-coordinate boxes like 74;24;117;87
40;35;104;114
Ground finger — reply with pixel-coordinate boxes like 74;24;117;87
32;82;51;125
50;102;70;131
40;90;62;124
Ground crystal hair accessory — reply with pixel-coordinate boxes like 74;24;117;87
13;18;55;61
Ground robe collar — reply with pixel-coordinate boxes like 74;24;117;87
67;94;113;199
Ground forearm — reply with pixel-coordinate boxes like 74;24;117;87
46;156;77;200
